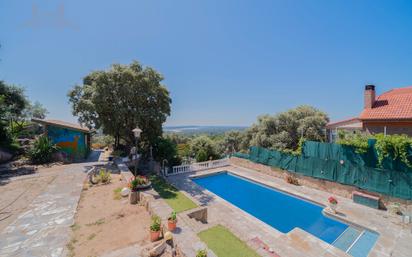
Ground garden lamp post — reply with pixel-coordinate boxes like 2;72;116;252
132;127;142;179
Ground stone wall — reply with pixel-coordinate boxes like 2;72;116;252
229;157;412;208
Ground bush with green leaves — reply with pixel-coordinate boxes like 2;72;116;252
336;131;370;154
374;133;412;168
153;137;181;166
92;135;115;149
29;135;59;164
196;249;207;257
98;169;111;184
196;149;209;162
190;135;219;161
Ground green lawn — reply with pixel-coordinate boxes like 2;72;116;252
150;175;197;213
198;225;260;257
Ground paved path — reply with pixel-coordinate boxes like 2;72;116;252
0;152;102;257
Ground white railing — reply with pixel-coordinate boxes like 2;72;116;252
166;158;230;176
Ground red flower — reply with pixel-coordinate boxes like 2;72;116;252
328;196;338;204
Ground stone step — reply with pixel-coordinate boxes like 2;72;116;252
332;226;362;252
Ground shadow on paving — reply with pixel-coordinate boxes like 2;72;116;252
0;150;103;186
0;166;37;186
169;174;215;206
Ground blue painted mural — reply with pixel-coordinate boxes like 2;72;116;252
47;125;88;160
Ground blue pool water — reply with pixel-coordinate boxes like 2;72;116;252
192;172;348;244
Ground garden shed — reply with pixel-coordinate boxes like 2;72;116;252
32;118;92;160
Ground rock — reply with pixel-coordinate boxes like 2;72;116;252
141;240;167;257
0;149;13;163
121;187;130;197
149;240;167;257
164;231;173;241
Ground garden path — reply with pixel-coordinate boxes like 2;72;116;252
0;151;102;257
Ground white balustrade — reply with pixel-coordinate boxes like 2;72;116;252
167;158;229;176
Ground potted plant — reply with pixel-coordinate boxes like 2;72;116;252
129;178;139;204
128;176;151;204
196;249;207;257
168;211;178;231
150;215;162;242
328;196;338;213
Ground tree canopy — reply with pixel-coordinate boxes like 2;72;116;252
0;81;27;123
244;105;329;151
68;61;171;151
0;81;48;146
189;135;219;161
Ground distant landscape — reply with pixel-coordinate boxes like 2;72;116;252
163;126;248;135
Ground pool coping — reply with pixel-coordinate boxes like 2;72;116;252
166;165;412;257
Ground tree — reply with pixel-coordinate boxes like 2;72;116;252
0;81;28;124
189;135;219;161
0;81;28;145
218;130;243;154
246;105;329;151
25;101;48;119
153;137;181;166
68;61;172;152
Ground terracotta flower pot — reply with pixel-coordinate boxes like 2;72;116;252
168;218;177;231
150;230;161;242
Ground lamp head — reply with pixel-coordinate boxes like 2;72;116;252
132;127;142;138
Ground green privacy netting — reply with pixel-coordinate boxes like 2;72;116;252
233;141;412;200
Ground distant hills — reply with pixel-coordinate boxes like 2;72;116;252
163;125;248;135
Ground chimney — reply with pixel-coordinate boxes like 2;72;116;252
364;84;376;109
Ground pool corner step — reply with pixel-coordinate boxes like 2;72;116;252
347;230;379;257
332;227;361;252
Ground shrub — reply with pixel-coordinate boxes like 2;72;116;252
336;131;370;154
196;249;207;257
98;169;111;184
128;176;149;191
29;135;59;164
150;215;161;232
190;135;219;161
196;149;209;162
285;174;299;185
91;135;115;149
374;133;412;168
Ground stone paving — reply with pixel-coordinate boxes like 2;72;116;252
0;152;102;257
120;170;217;257
167;164;412;257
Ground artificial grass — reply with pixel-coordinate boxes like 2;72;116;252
150;175;197;213
198;225;260;257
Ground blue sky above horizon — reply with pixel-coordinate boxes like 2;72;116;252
1;0;412;126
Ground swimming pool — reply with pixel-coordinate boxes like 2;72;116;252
192;172;378;256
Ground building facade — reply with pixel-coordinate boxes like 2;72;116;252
327;85;412;141
32;119;92;160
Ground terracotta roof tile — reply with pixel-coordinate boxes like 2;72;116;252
360;86;412;120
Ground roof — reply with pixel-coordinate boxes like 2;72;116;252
360;86;412;120
326;117;363;129
32;118;91;133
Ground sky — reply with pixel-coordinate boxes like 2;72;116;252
1;0;412;126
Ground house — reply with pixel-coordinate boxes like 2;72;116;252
326;85;412;141
32;118;92;160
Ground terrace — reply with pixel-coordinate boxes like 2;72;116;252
158;158;412;257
